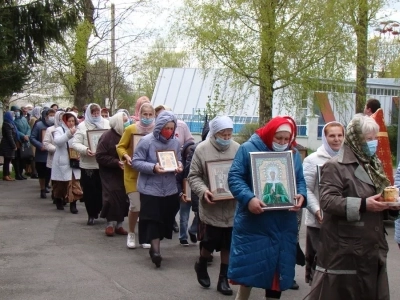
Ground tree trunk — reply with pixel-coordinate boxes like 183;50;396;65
258;1;277;126
354;0;368;113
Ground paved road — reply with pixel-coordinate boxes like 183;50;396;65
1;179;400;300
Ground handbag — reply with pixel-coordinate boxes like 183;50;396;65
20;142;34;159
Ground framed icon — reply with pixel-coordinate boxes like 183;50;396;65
86;129;107;153
69;148;80;160
130;134;144;157
205;159;234;201
156;150;178;172
250;151;296;210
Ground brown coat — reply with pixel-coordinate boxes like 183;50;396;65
308;144;390;300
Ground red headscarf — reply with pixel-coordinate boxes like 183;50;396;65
255;116;296;150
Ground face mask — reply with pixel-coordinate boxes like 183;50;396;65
272;142;288;151
130;119;134;125
12;117;15;121
363;140;378;157
123;121;130;128
28;110;32;114
216;137;231;147
141;118;154;126
160;128;174;139
92;116;101;122
15;112;20;118
48;116;55;125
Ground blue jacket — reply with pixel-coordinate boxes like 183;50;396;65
14;116;31;141
30;111;51;163
227;133;307;290
132;111;181;197
394;162;400;244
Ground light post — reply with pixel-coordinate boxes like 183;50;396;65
374;20;400;167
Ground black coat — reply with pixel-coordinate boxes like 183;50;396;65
0;122;17;158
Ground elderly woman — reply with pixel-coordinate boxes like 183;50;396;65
96;112;129;236
116;102;155;249
132;110;182;268
72;103;110;225
227;116;307;300
308;115;399;300
0;111;18;181
51;112;81;212
302;121;344;284
187;116;240;296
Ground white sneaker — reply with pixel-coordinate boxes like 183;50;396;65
127;233;136;249
141;243;151;249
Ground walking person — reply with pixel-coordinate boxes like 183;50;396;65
51;112;82;212
72;103;110;225
302;121;344;285
227;116;307;300
30;108;56;198
0;111;18;181
187;116;240;296
132;110;182;268
116;102;155;249
96;112;129;236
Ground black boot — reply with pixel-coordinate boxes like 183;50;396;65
194;256;210;288
55;198;64;210
217;263;232;295
40;189;47;199
70;201;78;214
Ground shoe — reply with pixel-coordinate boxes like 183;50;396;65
105;226;114;236
127;233;136;249
55;198;64;210
15;175;24;180
141;243;151;249
115;227;128;235
45;188;50;193
217;275;233;295
31;174;39;179
40;189;47;199
290;280;299;290
69;202;78;214
20;174;27;180
180;240;189;247
87;217;94;225
194;257;210;288
3;176;15;181
173;220;179;233
151;252;162;268
189;232;197;243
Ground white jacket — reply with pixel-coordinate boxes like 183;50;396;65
72;119;110;169
43;126;57;168
303;145;332;228
51;126;81;181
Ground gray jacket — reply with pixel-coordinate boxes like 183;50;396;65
132;111;181;197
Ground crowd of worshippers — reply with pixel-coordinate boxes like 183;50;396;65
1;97;400;300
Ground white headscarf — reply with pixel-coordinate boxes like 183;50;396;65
54;111;65;128
85;103;104;128
32;106;42;119
322;121;345;157
208;116;234;137
109;112;125;136
61;112;78;131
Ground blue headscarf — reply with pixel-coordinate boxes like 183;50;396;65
3;111;18;140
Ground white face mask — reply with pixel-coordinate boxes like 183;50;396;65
272;142;288;151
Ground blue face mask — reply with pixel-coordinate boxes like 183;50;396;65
92;116;101;123
15;112;20;118
272;142;288;151
141;118;154;126
123;121;130;128
216;137;231;147
364;140;378;156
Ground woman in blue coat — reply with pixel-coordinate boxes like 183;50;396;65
228;116;307;300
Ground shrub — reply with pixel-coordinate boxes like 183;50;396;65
234;123;259;144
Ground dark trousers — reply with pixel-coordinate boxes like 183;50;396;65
3;157;12;176
81;169;103;218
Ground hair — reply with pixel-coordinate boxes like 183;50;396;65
366;98;381;114
63;113;77;125
90;104;101;113
50;103;58;108
324;123;344;136
46;108;56;115
355;115;379;135
140;102;155;115
65;107;71;112
72;106;78;111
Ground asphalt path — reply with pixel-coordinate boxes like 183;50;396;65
1;179;400;300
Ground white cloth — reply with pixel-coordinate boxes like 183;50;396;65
109;112;125;136
276;124;292;133
31;107;42;119
85;103;104;129
43;111;65;168
208;116;233;137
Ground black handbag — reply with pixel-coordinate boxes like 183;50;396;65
20;142;34;159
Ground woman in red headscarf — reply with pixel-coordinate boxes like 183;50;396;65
227;116;307;300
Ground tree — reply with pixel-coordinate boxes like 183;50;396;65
177;0;354;125
0;0;80;103
134;39;190;98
